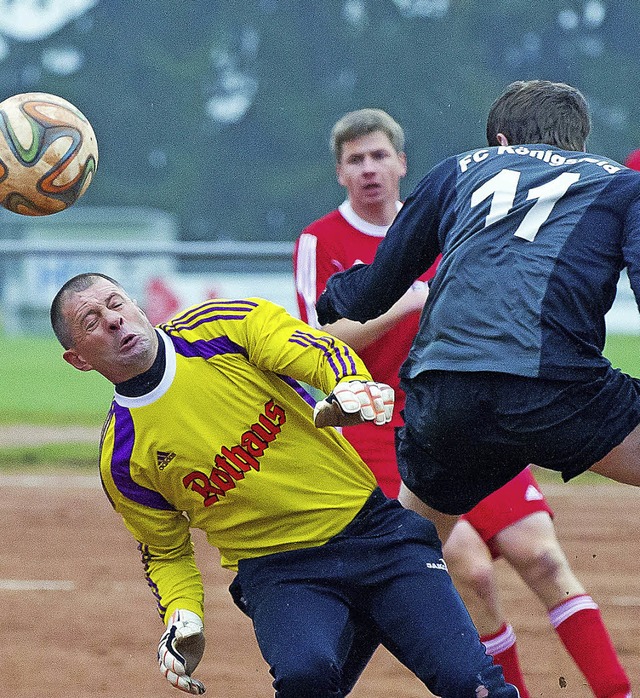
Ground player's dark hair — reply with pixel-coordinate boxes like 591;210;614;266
331;108;405;162
50;272;123;349
486;80;591;151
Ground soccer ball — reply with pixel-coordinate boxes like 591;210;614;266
0;92;98;216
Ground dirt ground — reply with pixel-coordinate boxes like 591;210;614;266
1;470;639;698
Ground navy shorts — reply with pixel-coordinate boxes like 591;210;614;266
229;489;517;697
396;367;640;515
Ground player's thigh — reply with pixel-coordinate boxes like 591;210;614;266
366;542;490;690
442;519;505;628
590;419;640;486
249;580;354;673
443;518;493;582
493;511;558;563
398;482;459;544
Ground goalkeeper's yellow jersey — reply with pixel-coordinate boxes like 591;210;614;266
99;298;377;622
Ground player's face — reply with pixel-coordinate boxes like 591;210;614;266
61;278;159;384
336;131;407;208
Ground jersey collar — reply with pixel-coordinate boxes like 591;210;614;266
338;199;402;237
114;329;176;408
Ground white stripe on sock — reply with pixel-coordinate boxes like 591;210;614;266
549;594;598;629
482;624;516;656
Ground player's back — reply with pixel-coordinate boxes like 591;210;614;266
404;144;640;381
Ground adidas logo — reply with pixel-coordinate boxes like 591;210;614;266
157;451;176;470
525;484;544;501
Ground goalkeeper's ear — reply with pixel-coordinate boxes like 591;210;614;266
63;348;93;372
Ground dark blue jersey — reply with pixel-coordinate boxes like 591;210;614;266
317;144;640;379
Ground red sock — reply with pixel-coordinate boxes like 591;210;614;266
481;623;530;698
550;595;631;698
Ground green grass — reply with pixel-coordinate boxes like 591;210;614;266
0;442;99;469
0;334;113;425
0;333;112;469
603;333;640;375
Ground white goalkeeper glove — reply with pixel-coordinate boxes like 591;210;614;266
158;609;206;695
313;380;394;428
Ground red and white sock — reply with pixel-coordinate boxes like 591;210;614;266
481;623;530;698
549;594;631;698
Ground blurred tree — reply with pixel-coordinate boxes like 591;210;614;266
0;0;638;241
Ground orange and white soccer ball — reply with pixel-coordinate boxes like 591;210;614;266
0;92;98;216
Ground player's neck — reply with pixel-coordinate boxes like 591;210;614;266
115;330;165;397
349;198;399;227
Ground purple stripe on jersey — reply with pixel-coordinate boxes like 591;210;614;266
111;404;175;511
301;337;343;379
171;314;248;332
167;300;258;331
288;335;341;379
277;374;317;407
289;330;357;379
139;542;166;618
173;299;258;322
170;334;248;360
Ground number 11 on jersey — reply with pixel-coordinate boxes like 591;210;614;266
471;169;581;241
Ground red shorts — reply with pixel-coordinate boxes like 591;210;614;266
461;467;553;558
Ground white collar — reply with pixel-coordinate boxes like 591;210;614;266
114;329;176;408
338;199;402;237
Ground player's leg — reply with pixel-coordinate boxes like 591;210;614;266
247;580;355;698
371;562;519;697
497;511;631;698
442;467;561;696
230;562;360;698
337;615;381;696
589;420;640;486
398;481;458;543
444;519;505;631
444;519;530;698
361;513;519;697
495;511;584;606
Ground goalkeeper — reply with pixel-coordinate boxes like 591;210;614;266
51;272;518;697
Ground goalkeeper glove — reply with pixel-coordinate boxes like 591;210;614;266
158;609;206;695
313;380;394;428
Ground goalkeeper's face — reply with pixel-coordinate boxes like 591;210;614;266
61;277;159;384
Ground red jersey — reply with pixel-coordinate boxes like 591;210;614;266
294;200;437;496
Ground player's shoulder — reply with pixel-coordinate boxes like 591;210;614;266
413;153;460;190
225;296;289;320
159;298;261;333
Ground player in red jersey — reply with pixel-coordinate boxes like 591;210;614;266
294;107;631;698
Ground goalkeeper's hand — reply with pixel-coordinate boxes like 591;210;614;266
158;609;206;695
313;380;394;428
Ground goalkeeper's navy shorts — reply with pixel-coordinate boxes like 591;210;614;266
396;366;640;515
229;488;518;697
